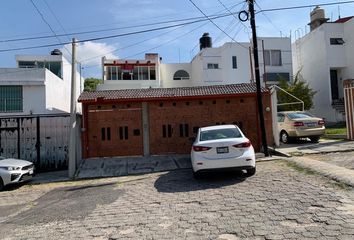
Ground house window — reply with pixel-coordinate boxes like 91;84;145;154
264;50;282;66
179;124;189;137
119;126;129;140
18;61;62;78
232;56;237;69
330;38;344;45
207;63;219;69
0;86;23;112
106;66;122;80
173;70;190;80
162;124;172;138
101;127;111;141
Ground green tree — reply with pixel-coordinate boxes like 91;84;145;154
277;71;316;111
84;78;102;92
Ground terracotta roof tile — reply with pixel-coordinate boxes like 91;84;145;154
78;83;268;102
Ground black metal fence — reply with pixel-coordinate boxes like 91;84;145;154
0;114;71;172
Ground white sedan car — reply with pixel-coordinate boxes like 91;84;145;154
0;156;35;190
191;125;256;178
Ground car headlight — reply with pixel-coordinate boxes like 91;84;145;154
0;166;21;171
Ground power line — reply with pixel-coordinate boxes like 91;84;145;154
256;0;354;13
0;12;235;43
29;0;71;56
0;12;238;53
255;1;283;37
188;0;249;49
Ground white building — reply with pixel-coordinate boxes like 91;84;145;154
98;34;292;90
292;7;354;123
0;50;83;116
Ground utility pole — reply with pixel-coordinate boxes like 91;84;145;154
248;0;269;156
69;38;77;178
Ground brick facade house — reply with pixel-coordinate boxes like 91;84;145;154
78;84;273;158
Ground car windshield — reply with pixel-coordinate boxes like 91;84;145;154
287;112;313;119
0;156;5;160
200;128;241;141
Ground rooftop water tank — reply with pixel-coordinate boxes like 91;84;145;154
199;33;212;50
51;49;62;55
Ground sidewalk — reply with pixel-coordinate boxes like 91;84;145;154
76;155;192;179
288;156;354;187
272;139;354;156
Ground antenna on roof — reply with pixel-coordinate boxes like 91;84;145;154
338;4;341;19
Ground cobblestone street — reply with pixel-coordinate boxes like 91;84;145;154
1;160;354;240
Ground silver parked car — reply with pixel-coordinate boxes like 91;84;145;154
278;111;325;143
0;156;35;190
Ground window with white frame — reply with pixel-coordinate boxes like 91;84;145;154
264;50;282;66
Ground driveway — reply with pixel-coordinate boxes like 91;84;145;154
1;160;354;239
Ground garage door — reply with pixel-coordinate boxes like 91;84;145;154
86;104;143;157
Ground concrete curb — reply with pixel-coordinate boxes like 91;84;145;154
284;156;354;187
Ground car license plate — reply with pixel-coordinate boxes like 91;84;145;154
29;169;34;175
307;123;316;127
217;147;229;154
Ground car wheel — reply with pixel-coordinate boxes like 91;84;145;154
280;131;290;144
0;177;4;191
245;167;256;177
310;136;320;143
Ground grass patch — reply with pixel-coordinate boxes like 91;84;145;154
329;180;352;191
284;161;317;175
325;128;347;135
326;122;346;135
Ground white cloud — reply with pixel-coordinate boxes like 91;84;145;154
61;41;119;66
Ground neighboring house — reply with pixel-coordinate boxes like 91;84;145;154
0;49;82;116
98;34;292;90
0;50;83;171
292;6;354;123
79;83;274;158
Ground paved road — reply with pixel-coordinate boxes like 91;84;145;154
1;161;354;240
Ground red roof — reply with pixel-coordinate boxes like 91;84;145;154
78;83;268;103
334;16;354;23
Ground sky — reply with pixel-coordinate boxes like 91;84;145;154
1;0;354;78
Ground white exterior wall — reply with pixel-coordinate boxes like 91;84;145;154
160;63;192;88
97;38;292;89
0;54;82;116
257;37;293;84
292;21;353;123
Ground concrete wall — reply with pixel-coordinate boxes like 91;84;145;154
292;22;353;122
160;63;192;88
257;37;293;83
0;54;83;116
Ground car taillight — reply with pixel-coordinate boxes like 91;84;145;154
192;146;212;152
233;141;252;148
318;119;325;125
293;121;304;127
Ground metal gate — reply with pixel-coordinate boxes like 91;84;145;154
0;115;70;171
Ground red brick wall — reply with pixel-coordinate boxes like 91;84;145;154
149;95;273;155
82;94;273;158
84;102;143;157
